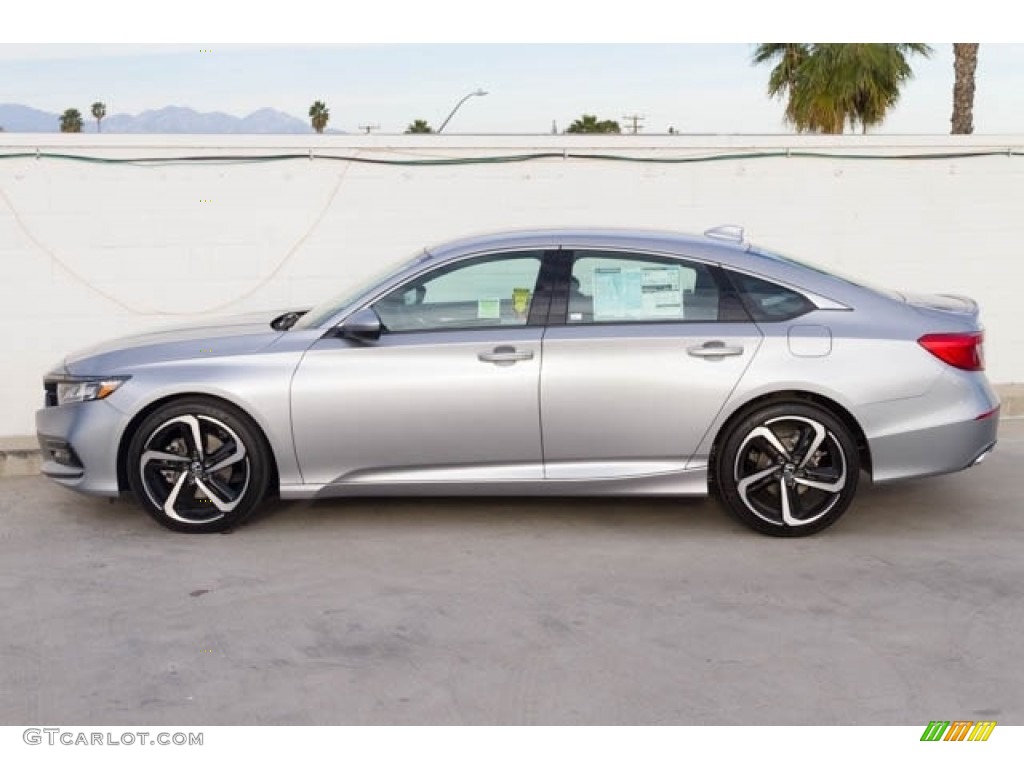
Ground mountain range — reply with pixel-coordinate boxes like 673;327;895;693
0;104;319;134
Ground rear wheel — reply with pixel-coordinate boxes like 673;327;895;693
716;402;860;537
127;398;271;533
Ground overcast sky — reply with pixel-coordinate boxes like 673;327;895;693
3;2;1021;136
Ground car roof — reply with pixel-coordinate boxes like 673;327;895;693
424;227;751;265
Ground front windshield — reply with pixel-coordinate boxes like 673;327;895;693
292;250;431;330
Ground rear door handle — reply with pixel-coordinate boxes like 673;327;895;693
478;345;534;365
687;341;744;358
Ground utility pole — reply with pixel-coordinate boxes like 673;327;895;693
358;123;380;134
622;114;645;134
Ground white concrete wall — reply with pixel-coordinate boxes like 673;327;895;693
1;133;1022;436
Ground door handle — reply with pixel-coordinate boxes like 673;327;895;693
478;345;535;365
687;341;744;358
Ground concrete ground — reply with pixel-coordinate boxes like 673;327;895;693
1;421;1022;726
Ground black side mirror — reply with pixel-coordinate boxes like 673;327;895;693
339;308;382;343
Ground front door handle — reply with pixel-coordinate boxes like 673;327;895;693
687;341;744;358
478;345;534;365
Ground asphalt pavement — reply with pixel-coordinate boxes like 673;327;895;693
1;420;1022;725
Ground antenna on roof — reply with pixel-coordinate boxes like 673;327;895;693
704;224;746;243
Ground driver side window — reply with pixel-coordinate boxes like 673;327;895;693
372;251;543;332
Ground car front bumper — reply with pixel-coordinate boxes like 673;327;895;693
35;399;128;497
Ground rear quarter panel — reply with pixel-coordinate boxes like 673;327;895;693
687;303;952;470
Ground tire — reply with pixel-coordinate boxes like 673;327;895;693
715;402;860;537
127;398;271;533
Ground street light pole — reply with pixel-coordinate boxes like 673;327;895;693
437;89;488;133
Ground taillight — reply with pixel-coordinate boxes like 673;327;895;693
918;332;985;371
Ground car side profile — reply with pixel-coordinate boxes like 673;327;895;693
36;226;1000;536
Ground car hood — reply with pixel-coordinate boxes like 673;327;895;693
63;309;291;376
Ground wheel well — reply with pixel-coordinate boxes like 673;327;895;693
709;390;872;486
116;393;280;496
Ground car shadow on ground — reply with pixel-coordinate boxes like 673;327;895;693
245;493;737;536
17;446;1010;541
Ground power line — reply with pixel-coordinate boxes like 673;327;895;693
622;114;645;134
0;148;1021;168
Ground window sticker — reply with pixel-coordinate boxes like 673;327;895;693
592;265;685;320
477;297;501;319
593;267;640;318
640;266;685;318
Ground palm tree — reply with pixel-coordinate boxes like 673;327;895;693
309;101;330;134
951;44;980;134
405;119;434;134
91;102;107;133
753;44;932;133
752;44;811;127
566;114;621;134
59;108;83;133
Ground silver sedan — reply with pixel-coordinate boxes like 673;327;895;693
36;227;1000;536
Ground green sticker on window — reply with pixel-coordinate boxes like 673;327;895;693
478;298;501;319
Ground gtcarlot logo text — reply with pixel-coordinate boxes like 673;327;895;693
23;728;203;746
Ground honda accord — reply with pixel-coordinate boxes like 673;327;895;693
36;226;1000;535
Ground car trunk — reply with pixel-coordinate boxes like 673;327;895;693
898;291;980;320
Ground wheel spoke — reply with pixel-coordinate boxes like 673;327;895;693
748;426;792;462
737;465;777;495
182;414;206;460
205;440;246;474
140;449;191;467
195;476;242;513
795;421;827;469
780;479;802;526
204;441;234;468
151;414;207;460
162;472;190;521
795;474;845;493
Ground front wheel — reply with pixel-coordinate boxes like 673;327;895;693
127;398;271;533
716;403;860;537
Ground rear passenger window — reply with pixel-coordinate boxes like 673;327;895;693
729;271;814;321
568;252;720;323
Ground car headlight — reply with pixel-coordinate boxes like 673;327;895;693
52;376;130;405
